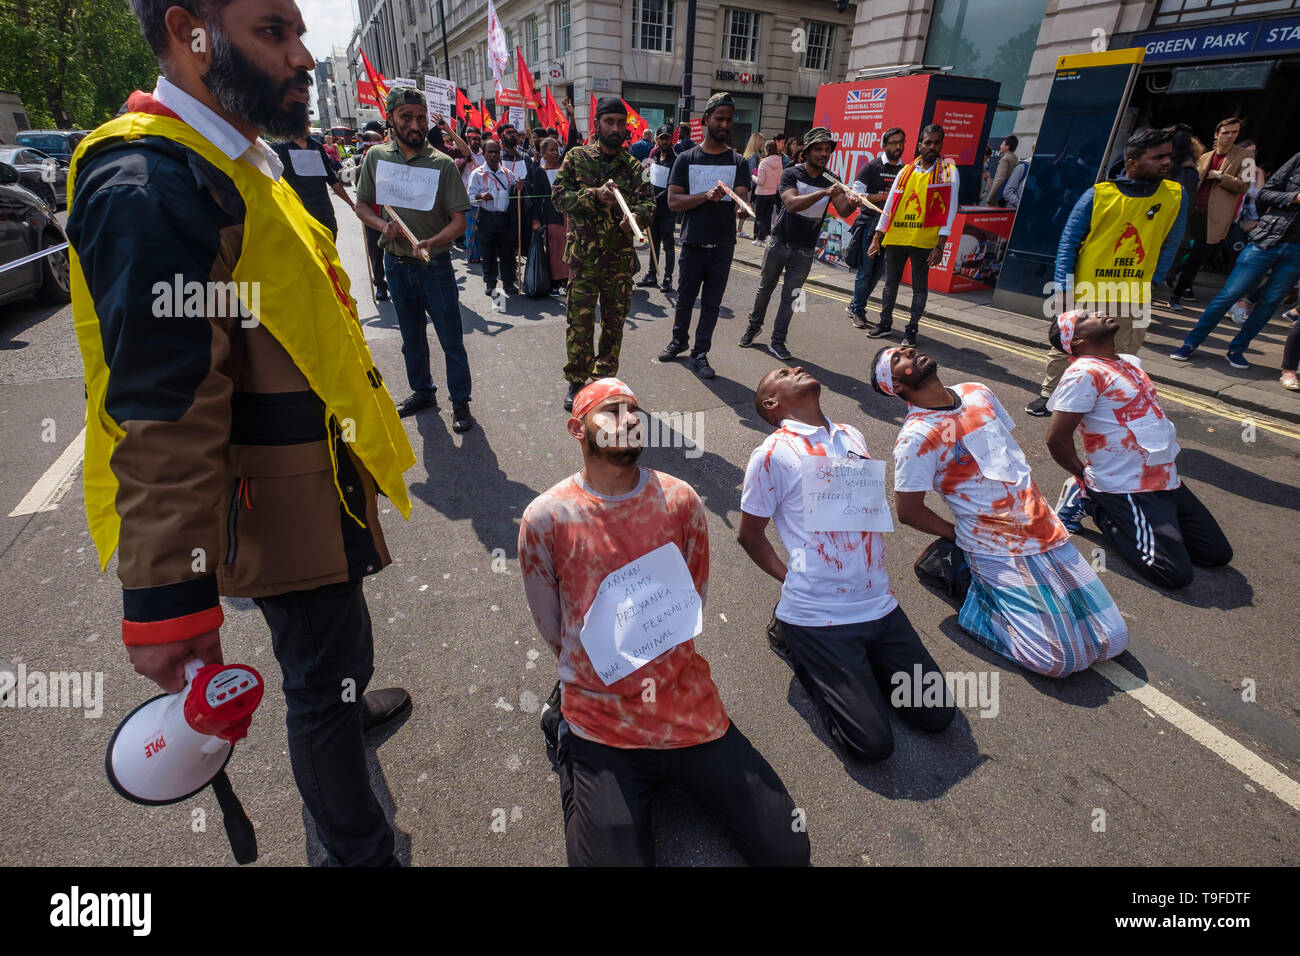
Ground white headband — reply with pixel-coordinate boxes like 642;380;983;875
875;348;900;397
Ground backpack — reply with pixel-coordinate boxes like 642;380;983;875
913;537;971;600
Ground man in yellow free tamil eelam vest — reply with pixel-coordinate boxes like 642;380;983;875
66;0;415;865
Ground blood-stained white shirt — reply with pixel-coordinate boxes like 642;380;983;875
894;383;1068;556
1048;354;1181;494
741;418;897;628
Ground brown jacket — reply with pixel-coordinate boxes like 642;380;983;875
1196;144;1250;243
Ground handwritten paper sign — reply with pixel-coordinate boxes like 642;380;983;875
689;163;735;199
289;148;326;177
1126;413;1179;465
579;543;703;686
795;179;831;219
423;74;455;120
961;421;1032;483
374;160;441;211
649;163;669;188
800;457;893;533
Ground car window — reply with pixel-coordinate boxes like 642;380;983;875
0;149;17;164
15;133;66;152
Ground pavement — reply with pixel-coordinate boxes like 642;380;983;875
0;196;1297;868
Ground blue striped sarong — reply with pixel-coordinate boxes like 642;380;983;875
465;206;482;260
958;543;1128;677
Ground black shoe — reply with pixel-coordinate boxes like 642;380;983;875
397;392;438;417
691;354;716;380
374;286;389;302
901;332;917;347
739;324;760;347
867;324;894;339
484;284;496;297
503;284;519;297
657;340;687;362
563;382;580;411
661;279;673;293
768;342;792;361
362;687;411;732
637;273;658;287
452;401;475;433
1025;396;1050;417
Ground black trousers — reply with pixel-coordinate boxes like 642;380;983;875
777;606;955;764
254;579;396;866
557;719;810;867
1085;482;1232;589
1284;308;1300;372
647;209;676;282
477;209;517;289
754;194;777;241
878;244;933;335
364;225;386;290
671;243;735;357
1172;210;1220;298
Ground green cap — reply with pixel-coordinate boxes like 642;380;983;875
703;92;734;116
802;126;834;148
386;86;426;115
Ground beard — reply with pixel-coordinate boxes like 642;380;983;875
584;424;643;467
598;129;623;151
706;125;730;146
912;358;939;385
396;124;426;148
202;19;310;138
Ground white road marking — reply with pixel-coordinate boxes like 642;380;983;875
8;427;85;517
1095;659;1300;812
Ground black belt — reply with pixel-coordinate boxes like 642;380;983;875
393;251;450;266
230;390;326;446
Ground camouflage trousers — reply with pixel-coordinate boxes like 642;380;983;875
565;264;633;385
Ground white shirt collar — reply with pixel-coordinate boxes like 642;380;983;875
152;75;283;181
779;417;836;438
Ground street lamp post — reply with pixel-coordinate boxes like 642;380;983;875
680;0;697;126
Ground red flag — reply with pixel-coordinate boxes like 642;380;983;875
481;99;496;134
589;92;598;142
621;99;649;144
357;80;381;110
360;50;388;109
515;46;540;111
546;87;569;141
456;87;477;126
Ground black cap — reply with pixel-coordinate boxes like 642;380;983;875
594;96;627;118
656;124;673;137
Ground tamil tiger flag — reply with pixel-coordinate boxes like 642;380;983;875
481;99;496;134
621;99;649;143
456;87;478;126
515;46;540;110
361;50;388;109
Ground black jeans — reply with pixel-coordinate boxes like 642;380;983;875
754;194;777;241
1285;307;1300;372
746;239;815;346
647;209;676;282
364;225;386;290
556;720;810;867
254;579;396;866
777;606;955;764
879;244;932;335
1172;209;1220;298
477;209;517;289
671;243;735;357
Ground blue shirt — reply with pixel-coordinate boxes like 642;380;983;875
630;139;653;161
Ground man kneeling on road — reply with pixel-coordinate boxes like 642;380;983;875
1045;310;1233;589
872;346;1128;676
738;367;954;763
518;379;809;867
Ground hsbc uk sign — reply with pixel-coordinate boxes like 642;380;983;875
715;70;764;84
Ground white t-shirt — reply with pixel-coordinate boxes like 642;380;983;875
1048;354;1181;494
741;418;897;628
894;383;1069;556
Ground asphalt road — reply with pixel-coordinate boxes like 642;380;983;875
1;197;1297;867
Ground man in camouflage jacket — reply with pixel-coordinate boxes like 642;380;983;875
553;96;654;410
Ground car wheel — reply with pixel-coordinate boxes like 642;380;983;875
34;235;71;305
39;183;57;210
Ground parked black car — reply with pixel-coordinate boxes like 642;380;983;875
14;129;86;163
0;162;71;307
0;147;67;210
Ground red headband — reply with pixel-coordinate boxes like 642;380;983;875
571;378;637;422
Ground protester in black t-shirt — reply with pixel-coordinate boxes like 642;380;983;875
655;94;752;380
740;127;855;360
273;134;355;239
639;126;678;292
846;127;906;327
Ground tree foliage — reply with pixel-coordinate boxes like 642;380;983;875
0;0;157;129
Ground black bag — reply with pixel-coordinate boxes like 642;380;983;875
845;219;864;269
523;226;552;298
540;679;562;773
913;537;971;600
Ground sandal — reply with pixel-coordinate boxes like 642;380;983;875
1282;372;1300;391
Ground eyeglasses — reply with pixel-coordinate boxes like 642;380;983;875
883;138;905;147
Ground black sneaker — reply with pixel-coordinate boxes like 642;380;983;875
452;401;475;433
637;274;658;287
1025;396;1050;417
374;285;389;302
901;332;917;347
563;382;580;411
397;392;438;417
739;324;760;347
657;340;687;362
867;324;894;339
503;284;519;297
661;279;673;293
691;354;716;380
850;310;869;330
768;342;792;361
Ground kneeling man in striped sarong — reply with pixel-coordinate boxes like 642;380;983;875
871;346;1128;677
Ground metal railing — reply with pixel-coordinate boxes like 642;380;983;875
0;242;68;277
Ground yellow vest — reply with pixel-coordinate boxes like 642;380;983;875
883;159;954;250
70;111;415;569
1072;180;1182;306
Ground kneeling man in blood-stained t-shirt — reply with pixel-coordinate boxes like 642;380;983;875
872;344;1127;677
737;366;955;764
518;378;809;867
1045;310;1232;590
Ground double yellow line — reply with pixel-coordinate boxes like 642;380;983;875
734;260;1300;443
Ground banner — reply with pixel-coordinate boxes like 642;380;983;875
486;0;510;85
931;100;988;165
357;79;382;110
423;75;455;121
509;107;526;129
360;51;389;110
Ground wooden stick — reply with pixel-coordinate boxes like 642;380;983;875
717;180;756;219
382;205;430;261
606;181;657;277
822;173;885;215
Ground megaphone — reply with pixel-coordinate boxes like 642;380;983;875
106;659;264;864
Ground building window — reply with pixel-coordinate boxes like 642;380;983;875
724;10;760;64
525;16;539;63
802;21;834;72
467;49;476;84
556;0;572;55
1152;0;1300;27
633;0;675;54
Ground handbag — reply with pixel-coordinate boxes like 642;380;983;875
913;537;971;600
523;225;552;298
845;218;865;269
